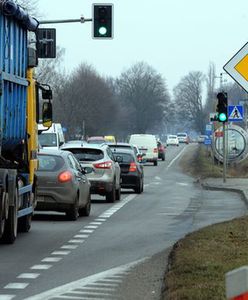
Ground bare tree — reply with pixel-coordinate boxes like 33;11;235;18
117;62;171;133
205;62;216;115
173;71;206;133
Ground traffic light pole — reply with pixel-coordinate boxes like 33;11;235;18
39;17;92;25
223;122;227;183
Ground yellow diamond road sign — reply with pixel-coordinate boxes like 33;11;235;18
224;42;248;92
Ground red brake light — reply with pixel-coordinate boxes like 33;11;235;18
129;162;137;172
58;171;73;183
94;161;112;169
153;148;158;153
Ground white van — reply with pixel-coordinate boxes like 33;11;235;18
38;123;65;150
129;134;158;166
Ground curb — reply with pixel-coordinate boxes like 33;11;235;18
201;181;248;208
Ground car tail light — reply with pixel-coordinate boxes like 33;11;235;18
129;162;137;172
94;161;112;169
153;148;158;153
58;171;73;183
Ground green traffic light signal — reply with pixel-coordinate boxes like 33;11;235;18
218;112;227;122
93;4;113;39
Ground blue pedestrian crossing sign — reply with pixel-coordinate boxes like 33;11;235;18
228;105;243;121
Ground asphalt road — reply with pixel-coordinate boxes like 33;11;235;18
0;144;246;300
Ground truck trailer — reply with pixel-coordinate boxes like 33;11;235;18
0;1;52;243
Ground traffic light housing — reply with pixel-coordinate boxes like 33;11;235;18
216;92;228;122
93;4;113;39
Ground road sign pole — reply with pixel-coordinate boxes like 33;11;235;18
223;122;227;183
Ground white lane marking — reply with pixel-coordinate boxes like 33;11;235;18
167;147;187;169
90;222;102;225
94;219;106;222
74;234;89;238
25;258;148;300
80;230;94;233
17;273;40;279
30;265;52;270
155;176;161;181
70;290;114;296
61;245;78;250
42;257;62;263
0;295;15;300
176;182;189;186
4;283;29;289
84;226;98;229
51;296;86;299
68;239;85;244
78;232;90;237
52;251;71;255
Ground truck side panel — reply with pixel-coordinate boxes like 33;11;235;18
0;13;28;150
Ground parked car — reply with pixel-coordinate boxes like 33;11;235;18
36;149;91;220
167;135;179;146
177;132;189;144
61;143;121;202
157;140;166;161
129;134;158;166
87;136;105;144
112;149;144;193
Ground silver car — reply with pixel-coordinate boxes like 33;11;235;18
61;144;121;203
36;149;91;220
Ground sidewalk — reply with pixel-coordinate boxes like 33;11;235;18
202;177;248;207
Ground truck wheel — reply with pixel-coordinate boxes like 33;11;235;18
18;214;32;233
1;190;18;244
106;184;116;203
0;192;6;237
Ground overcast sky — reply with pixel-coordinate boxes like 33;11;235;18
37;0;248;93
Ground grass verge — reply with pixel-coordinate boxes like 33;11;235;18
163;145;248;299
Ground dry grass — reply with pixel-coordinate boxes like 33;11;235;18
163;145;248;299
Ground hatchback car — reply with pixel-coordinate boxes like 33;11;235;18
107;142;144;163
177;132;189;144
167;135;179;146
36;150;91;220
112;149;144;193
61;144;121;203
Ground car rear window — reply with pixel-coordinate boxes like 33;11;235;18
177;133;187;137
38;155;64;171
113;152;135;163
64;148;104;162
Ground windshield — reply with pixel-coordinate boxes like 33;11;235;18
38;133;57;147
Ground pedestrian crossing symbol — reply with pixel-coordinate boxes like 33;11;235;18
228;105;243;121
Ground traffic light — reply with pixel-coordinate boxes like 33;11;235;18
216;92;228;122
93;4;113;39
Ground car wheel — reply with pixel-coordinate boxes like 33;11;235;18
115;187;121;201
18;214;32;233
154;160;158;166
106;184;116;203
79;194;91;217
134;178;143;194
66;195;79;221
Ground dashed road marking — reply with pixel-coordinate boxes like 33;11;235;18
52;251;71;256
61;245;78;250
42;257;62;263
68;239;85;244
17;273;40;279
4;283;29;289
30;264;52;270
0;295;15;300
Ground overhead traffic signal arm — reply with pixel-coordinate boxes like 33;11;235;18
93;4;113;39
216;92;228;123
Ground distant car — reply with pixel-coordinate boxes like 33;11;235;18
36;150;91;220
112;149;144;193
177;132;189;144
167;135;179;146
87;136;105;144
104;135;116;143
107;142;144;163
198;135;208;143
157;140;166;161
61;143;121;202
129;134;158;166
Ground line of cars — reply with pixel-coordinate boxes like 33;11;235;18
166;132;190;146
36;130;166;221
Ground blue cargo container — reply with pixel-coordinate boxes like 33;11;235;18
0;10;28;150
